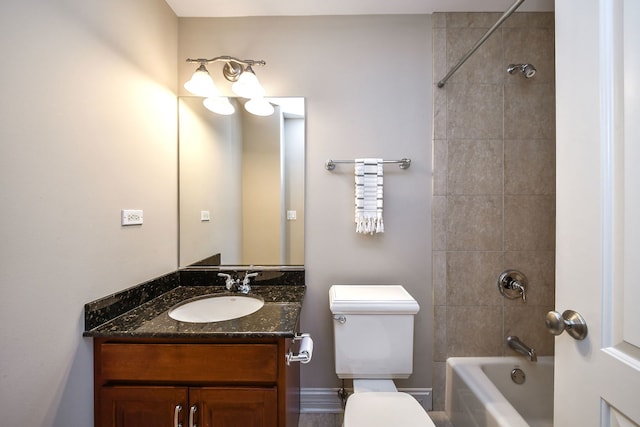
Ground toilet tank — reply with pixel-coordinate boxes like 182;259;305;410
329;285;420;379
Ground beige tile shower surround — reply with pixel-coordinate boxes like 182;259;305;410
432;12;556;411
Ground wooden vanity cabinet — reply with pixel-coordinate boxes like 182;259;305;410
93;337;299;427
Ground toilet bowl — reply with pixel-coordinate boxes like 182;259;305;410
329;285;436;427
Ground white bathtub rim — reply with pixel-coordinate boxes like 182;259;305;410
447;356;553;427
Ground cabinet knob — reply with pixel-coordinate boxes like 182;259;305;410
189;404;198;427
174;404;182;427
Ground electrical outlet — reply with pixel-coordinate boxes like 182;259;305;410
121;209;143;226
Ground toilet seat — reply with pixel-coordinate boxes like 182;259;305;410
343;392;436;427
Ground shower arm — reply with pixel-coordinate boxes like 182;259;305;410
436;0;525;88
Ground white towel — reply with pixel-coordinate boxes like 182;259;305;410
355;158;384;234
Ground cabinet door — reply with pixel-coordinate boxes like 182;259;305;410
190;387;278;427
99;386;187;427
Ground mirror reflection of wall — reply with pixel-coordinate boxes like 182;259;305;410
178;96;305;268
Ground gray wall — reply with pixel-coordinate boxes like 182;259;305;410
0;0;178;426
431;12;556;410
179;15;434;389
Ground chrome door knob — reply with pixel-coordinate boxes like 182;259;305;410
545;309;588;340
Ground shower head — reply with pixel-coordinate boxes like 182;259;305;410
522;64;536;78
507;63;537;78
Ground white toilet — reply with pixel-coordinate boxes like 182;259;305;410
329;284;436;427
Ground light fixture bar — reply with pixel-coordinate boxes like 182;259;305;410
186;56;265;69
186;56;266;84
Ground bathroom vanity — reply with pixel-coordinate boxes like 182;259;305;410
84;270;305;427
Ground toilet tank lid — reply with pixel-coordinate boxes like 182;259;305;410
329;285;420;314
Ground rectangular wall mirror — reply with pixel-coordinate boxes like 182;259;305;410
178;96;305;268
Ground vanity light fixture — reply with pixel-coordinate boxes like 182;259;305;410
184;63;220;97
231;65;266;99
185;56;271;116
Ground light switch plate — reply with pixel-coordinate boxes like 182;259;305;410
287;210;297;220
201;210;211;221
121;209;143;226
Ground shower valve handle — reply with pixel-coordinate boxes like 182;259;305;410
498;270;527;303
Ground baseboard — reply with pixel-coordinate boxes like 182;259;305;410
300;388;343;413
300;387;433;413
407;388;433;411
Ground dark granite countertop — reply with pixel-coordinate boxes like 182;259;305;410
84;285;305;338
84;280;305;339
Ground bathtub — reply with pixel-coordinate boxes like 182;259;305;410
445;356;553;427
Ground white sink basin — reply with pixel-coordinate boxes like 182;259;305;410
168;295;264;323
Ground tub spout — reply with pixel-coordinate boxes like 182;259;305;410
506;335;537;362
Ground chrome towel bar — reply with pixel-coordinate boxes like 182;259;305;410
325;158;411;171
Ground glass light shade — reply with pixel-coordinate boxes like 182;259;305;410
203;97;235;115
231;69;266;98
244;98;274;116
184;66;220;97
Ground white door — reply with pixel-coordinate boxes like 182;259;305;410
555;0;640;425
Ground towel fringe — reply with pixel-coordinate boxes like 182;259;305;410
356;216;383;235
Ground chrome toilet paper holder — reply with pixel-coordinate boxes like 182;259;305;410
285;333;314;365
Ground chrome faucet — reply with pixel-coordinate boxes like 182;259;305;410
506;335;537;362
217;271;258;294
218;273;238;291
239;271;258;294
